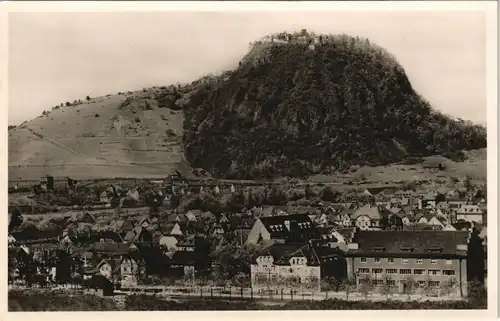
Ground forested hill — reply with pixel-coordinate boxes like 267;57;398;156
181;31;486;179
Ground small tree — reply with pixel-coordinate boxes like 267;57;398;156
401;276;418;300
340;277;357;300
440;277;458;297
85;95;91;101
380;274;396;299
358;275;374;300
421;276;434;298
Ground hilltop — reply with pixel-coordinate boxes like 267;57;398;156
9;30;487;182
182;31;486;179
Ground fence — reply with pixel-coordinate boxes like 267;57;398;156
115;285;465;302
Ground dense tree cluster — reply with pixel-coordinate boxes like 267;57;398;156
182;33;486;179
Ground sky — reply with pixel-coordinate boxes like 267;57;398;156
8;10;487;126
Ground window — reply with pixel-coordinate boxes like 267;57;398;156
414;269;426;275
358;268;370;274
360;258;367;263
429;281;440;287
372;268;383;274
374;258;381;264
386;269;397;275
431;259;438;264
372;279;384;285
399;269;412;275
428;269;441;276
443;270;455;276
446;260;453;265
416;259;423;264
418;281;426;287
401;258;409;264
388;258;394;264
386;279;396;286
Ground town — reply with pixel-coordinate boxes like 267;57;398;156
7;173;487;306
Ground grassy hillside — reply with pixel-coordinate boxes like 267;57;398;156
182;32;487;179
9;88;192;181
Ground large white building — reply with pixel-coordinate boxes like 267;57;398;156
250;243;321;292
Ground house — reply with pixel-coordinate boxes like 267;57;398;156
245;214;320;245
345;230;470;297
351;205;384;230
159;235;179;251
184;211;198;222
92;259;122;283
120;257;141;288
177;235;196;252
387;214;404;230
250;243;321;292
8;234;16;247
313;246;349;281
219;213;230;224
158;219;184;236
124;226;153;243
167;250;197;279
427;216;449;230
361;187;395;200
99;191;111;204
456;205;485;224
312;213;328;227
418;192;438;209
448;201;467;209
137;216;150;229
393;190;416;199
92;242;135;257
208;223;225;236
338;213;352;227
446;189;462;201
452;220;473;231
316;226;348;251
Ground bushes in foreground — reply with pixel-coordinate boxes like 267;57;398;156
8;290;118;311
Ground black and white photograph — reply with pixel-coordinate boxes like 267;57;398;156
4;1;497;315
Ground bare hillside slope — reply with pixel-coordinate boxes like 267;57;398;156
9;88;192;181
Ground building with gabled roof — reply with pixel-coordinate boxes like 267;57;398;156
351;204;386;230
250;243;321;292
345;230;471;297
245;214;320;245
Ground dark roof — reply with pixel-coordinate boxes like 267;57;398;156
350;230;470;257
92;231;124;243
259;214;319;239
352;205;384;220
254;243;319;266
365;187;394;196
92;242;131;254
336;227;356;242
169;250;197;266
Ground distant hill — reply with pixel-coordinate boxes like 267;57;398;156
182;31;486;179
9;31;487;182
8;88;193;181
